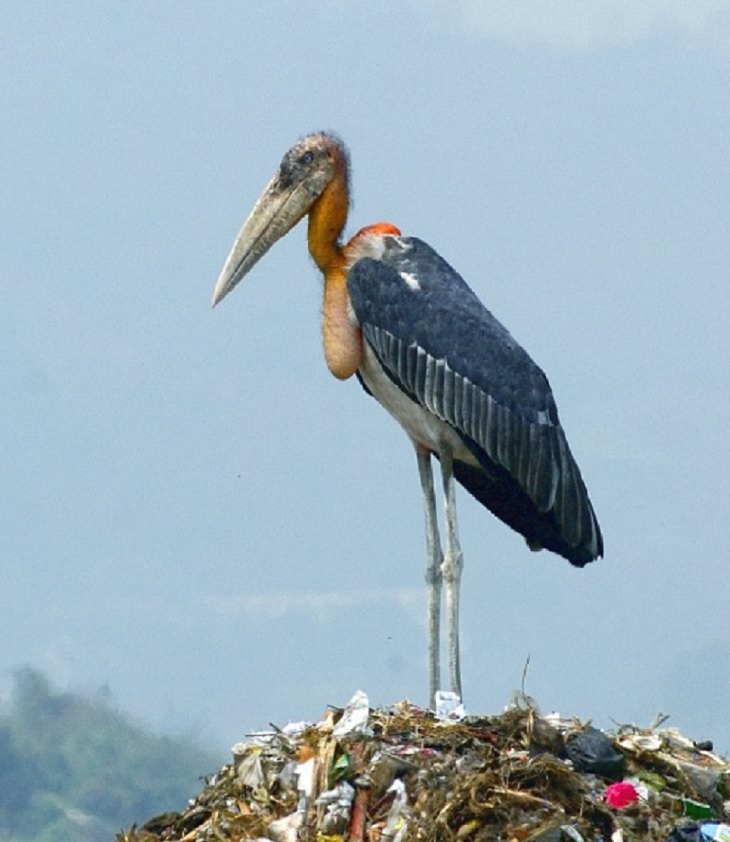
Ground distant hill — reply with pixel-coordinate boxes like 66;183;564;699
0;667;220;842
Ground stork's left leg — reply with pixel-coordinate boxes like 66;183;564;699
439;446;464;700
417;448;443;707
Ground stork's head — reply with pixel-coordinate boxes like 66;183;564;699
212;132;349;306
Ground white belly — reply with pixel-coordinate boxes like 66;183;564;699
359;342;478;465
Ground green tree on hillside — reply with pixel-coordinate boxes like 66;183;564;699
0;668;220;842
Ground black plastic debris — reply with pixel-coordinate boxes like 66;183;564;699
666;822;703;842
564;725;625;780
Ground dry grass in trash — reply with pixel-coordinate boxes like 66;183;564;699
117;694;730;842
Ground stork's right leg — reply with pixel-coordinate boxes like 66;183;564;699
438;446;464;701
417;448;443;707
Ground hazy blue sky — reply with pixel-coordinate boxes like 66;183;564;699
2;1;729;759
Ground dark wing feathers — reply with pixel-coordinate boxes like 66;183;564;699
347;236;603;565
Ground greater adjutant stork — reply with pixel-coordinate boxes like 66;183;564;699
212;132;603;705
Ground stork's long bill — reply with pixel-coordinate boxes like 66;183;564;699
211;131;603;705
212;134;342;307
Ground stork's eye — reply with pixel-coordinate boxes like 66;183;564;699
301;151;314;165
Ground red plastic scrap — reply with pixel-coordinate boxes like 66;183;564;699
604;781;639;809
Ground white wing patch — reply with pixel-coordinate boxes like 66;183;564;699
399;271;421;291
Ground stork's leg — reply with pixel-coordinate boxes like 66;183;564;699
417;448;443;707
439;447;464;700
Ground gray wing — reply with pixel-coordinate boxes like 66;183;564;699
347;236;602;564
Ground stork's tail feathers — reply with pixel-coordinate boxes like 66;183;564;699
453;445;602;567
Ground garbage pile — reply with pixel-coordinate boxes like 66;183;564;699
118;691;730;842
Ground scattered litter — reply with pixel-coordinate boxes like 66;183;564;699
332;690;370;737
667;823;704;842
314;779;355;835
382;778;408;842
434;690;467;722
701;823;730;841
604;780;639;809
117;694;730;842
666;823;730;842
267;810;301;842
565;724;625;780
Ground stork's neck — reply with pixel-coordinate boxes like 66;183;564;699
307;160;349;275
307;158;357;379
